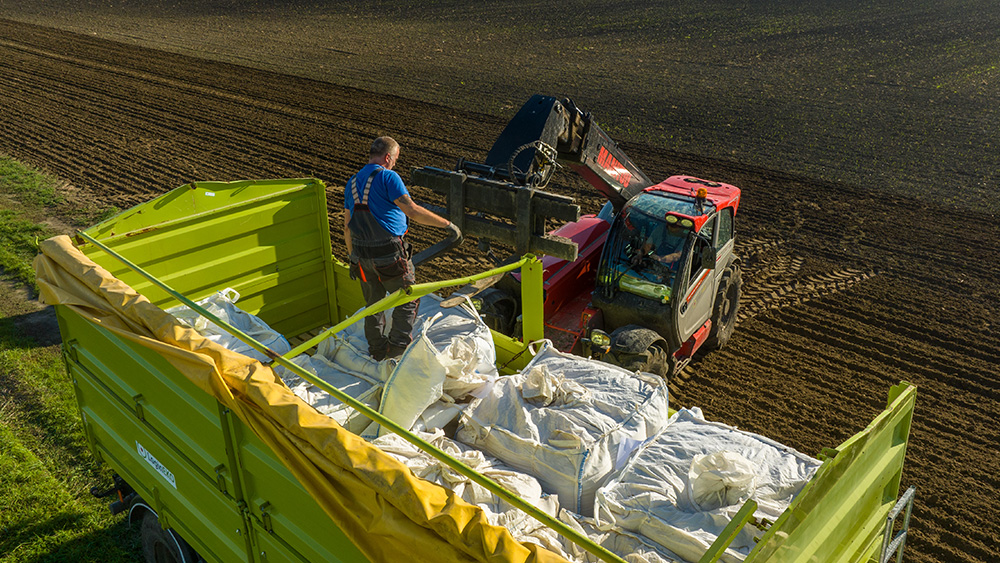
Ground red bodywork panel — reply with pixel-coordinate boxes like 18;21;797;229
645;175;741;231
539;216;611;310
513;215;610;351
675;319;712;361
513;215;610;307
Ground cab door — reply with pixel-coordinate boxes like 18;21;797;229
673;219;718;343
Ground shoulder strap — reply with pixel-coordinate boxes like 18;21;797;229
352;165;383;205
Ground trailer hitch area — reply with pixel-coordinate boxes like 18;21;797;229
90;483;118;499
91;474;134;515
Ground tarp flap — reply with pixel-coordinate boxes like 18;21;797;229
34;235;570;563
594;409;821;563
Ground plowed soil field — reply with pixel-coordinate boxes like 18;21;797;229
1;12;998;563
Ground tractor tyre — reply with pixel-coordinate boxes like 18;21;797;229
626;341;674;380
609;325;673;379
140;510;199;563
705;266;742;350
476;288;518;337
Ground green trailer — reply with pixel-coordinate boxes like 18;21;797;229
35;178;916;563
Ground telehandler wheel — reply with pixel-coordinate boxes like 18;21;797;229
628;342;673;379
139;510;199;563
476;288;518;337
609;325;673;378
705;266;742;350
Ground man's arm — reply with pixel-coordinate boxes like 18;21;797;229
343;210;353;255
394;194;450;228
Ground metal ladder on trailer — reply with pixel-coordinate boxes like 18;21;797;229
880;486;917;563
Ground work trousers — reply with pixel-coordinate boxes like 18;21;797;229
358;251;419;359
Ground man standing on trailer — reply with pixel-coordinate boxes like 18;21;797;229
344;136;461;361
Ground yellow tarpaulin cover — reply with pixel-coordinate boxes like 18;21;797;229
35;235;569;563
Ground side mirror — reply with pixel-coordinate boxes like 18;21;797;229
701;246;717;270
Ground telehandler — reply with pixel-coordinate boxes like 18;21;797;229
412;95;742;377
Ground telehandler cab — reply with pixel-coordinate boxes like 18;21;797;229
411;95;742;377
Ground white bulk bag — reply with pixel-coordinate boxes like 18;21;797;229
337;295;497;401
166;287;290;363
362;317;448;439
456;341;670;516
372;429;559;523
274;338;384;434
361;295;499;438
415;296;498;401
687;451;757;511
594;408;821;563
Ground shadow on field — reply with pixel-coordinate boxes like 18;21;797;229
7;306;61;347
12;514;142;563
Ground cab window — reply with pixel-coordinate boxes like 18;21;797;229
700;215;716;245
716;208;733;250
688;236;713;284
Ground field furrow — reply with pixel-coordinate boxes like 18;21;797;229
1;16;997;563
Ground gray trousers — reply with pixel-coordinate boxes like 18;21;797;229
358;253;418;358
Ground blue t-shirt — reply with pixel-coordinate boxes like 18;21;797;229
344;164;410;236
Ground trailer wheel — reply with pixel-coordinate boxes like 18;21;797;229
140;510;198;563
706;266;741;350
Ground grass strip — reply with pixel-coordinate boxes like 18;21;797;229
0;155;120;288
0;156;141;562
0;209;51;286
0;155;63;207
0;155;60;287
0;316;142;563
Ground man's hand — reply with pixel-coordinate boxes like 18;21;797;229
650;251;681;272
658;251;681;264
445;221;463;243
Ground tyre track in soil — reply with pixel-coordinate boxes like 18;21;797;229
2;19;999;563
